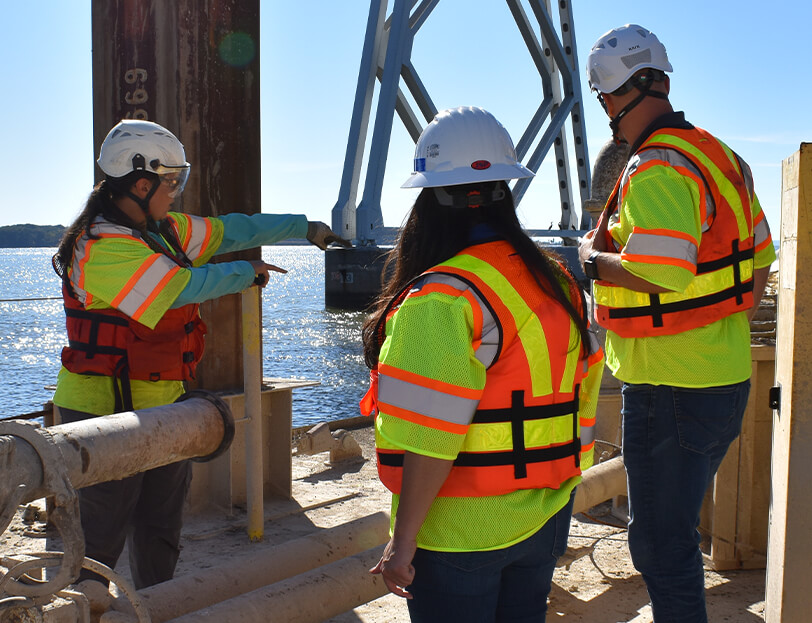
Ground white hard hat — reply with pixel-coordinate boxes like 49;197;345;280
402;106;534;189
586;24;673;94
97;120;190;179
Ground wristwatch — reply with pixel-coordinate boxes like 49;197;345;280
584;251;601;280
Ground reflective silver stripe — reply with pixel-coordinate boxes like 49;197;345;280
71;220;144;306
754;218;771;249
418;273;500;369
734;154;756;201
580;423;595;447
173;214;211;261
70;235;91;304
623;148;715;232
587;330;600;356
115;254;180;320
88;219;140;238
378;372;479;426
624;231;697;265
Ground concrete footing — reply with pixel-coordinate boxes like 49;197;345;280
324;246;390;310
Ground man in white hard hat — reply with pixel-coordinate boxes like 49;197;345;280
578;24;775;622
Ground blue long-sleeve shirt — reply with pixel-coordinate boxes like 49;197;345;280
169;213;308;307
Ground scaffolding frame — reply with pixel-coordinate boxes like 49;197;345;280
331;0;592;244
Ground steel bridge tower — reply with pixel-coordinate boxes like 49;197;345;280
325;0;592;309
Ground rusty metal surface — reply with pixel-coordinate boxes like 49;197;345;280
0;397;228;506
91;0;262;392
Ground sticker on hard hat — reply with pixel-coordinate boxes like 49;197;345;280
414;158;426;172
471;160;491;170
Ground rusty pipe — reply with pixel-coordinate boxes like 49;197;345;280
166;546;388;623
573;455;626;514
140;511;389;622
0;394;231;506
161;459;627;623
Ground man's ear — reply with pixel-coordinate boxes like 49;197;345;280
663;75;671;95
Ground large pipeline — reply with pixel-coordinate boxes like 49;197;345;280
139;512;389;622
0;393;232;600
141;457;627;623
573;455;626;514
0;393;231;506
166;546;388;623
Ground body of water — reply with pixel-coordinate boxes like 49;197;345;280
0;247;370;427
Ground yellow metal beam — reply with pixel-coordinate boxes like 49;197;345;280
242;287;264;541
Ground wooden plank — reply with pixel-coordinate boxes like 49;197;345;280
702;345;775;570
765;143;812;622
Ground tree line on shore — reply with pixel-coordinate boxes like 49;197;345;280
0;225;66;248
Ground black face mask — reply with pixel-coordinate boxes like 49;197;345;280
433;183;506;209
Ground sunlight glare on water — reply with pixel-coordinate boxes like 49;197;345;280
261;246;369;425
0;249;63;417
0;247;370;427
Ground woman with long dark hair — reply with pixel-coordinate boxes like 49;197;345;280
361;106;604;622
52;119;346;591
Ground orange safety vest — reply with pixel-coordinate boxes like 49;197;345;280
60;219;207;411
594;126;755;337
370;240;594;498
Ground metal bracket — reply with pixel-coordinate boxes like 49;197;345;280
769;385;781;411
176;390;235;463
0;420;84;599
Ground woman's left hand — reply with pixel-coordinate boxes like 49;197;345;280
370;536;417;599
249;260;287;287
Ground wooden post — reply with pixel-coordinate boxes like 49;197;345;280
765;143;812;621
91;0;261;391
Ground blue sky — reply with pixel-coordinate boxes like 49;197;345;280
1;1;809;234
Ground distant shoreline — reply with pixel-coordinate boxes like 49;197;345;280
0;223;580;249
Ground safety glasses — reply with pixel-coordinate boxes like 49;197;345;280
157;167;190;198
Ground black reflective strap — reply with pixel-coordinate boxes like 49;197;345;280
609;282;755;323
696;239;752;306
608;240;755;326
184;321;196;334
379;389;583;476
510;391;528;479
112;359;134;413
64;306;129;359
453;441;581;469
472;395;579;424
66;341;128;357
648;293;664;328
695;240;754;274
475;389;580;477
377;441;581;469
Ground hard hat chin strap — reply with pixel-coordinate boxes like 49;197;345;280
434;183;506;209
607;70;669;144
107;176;161;218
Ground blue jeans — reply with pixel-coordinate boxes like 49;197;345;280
621;381;750;623
406;493;574;623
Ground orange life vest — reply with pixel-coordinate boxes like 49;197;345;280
372;240;593;497
594;126;755;337
60;218;207;411
61;286;206;383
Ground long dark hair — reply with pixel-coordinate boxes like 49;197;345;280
361;181;592;368
53;171;171;281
